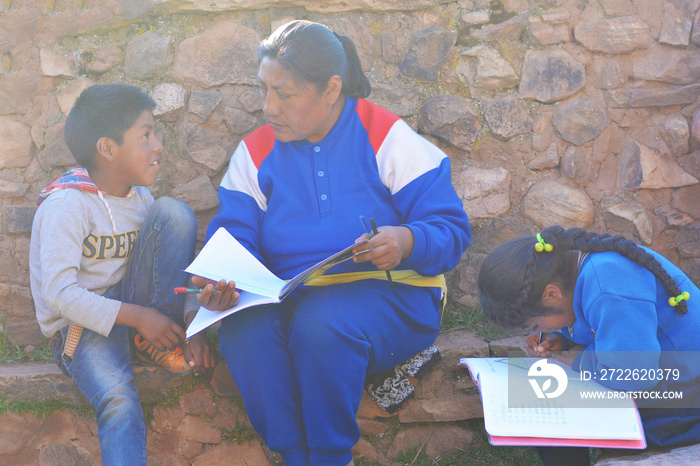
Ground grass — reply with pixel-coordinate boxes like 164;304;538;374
440;302;511;342
356;419;542;466
0;393;90;420
0;373;209;422
221;424;257;444
0;312;54;365
0;340;54;365
140;374;208;425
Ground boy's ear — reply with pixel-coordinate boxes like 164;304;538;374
96;137;116;162
541;283;564;305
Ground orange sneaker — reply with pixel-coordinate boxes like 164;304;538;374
133;333;192;375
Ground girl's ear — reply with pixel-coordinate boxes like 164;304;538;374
96;137;115;162
541;283;564;305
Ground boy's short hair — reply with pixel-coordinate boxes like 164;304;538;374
64;84;156;170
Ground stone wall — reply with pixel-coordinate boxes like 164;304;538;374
1;0;700;346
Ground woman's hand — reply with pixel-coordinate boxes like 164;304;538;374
191;275;239;311
352;225;414;270
182;310;217;376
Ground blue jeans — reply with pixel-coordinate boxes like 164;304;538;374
54;197;197;466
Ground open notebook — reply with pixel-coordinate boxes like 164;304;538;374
460;357;646;449
184;227;368;339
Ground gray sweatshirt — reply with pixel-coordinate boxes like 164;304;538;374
30;186;154;337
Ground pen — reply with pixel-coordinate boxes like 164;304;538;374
369;217;396;292
536;331;544;350
173;287;220;294
359;215;372;236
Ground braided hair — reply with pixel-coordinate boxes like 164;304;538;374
478;225;689;328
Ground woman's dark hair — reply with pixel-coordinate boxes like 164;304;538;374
258;20;371;99
64;83;156;171
478;226;689;328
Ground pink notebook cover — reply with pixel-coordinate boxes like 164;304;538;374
489;435;646;449
487;407;646;449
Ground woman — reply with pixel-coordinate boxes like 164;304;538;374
193;20;471;465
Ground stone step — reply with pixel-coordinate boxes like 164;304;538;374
0;362;192;405
596;443;700;464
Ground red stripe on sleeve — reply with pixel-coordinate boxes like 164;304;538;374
355;99;400;155
243;124;276;169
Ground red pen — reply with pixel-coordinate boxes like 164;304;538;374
173;287;220;294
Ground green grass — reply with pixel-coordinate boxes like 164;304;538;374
440;302;511;342
355;419;542;466
140;374;208;425
221;424;257;444
0;312;54;365
0;340;54;365
0;393;90;419
0;374;209;422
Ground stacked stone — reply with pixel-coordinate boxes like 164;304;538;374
0;0;699;346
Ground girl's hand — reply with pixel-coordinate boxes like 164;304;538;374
191;275;239;311
525;332;564;356
352;225;414;270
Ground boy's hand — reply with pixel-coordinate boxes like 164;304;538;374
183;310;216;375
352;225;414;271
130;306;185;351
526;332;564;356
191;275;239;311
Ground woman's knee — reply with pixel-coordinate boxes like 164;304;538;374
218;307;288;356
289;300;360;354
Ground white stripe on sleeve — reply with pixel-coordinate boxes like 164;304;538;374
220;142;268;211
375;119;447;195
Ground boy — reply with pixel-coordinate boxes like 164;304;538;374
30;83;215;465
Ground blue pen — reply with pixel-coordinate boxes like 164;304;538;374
359;215;372;237
535;331;544;352
359;215;396;292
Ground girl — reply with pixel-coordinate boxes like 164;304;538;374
478;226;700;460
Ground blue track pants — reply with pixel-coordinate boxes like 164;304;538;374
218;280;441;466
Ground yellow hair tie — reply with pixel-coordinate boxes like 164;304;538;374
668;291;690;307
534;233;553;252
